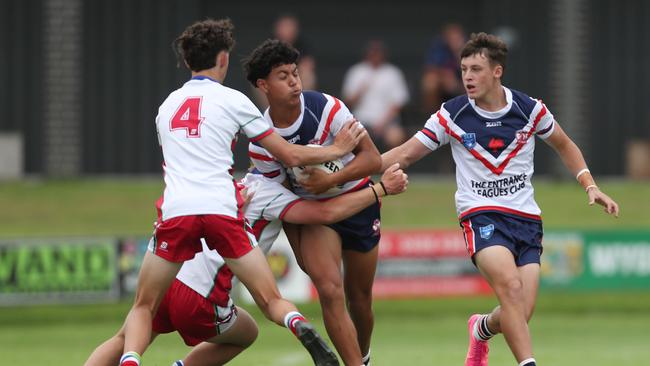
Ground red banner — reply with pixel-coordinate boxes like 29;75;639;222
378;229;468;258
373;276;492;298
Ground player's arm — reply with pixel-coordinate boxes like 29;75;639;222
380;136;432;172
544;121;619;217
300;133;382;195
283;163;408;224
257;119;366;167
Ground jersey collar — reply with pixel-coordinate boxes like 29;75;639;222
263;93;305;137
190;75;221;83
468;86;512;119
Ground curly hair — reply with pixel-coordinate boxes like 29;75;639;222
173;18;235;72
242;39;300;87
460;32;508;69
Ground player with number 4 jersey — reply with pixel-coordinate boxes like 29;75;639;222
84;165;407;366
112;19;368;366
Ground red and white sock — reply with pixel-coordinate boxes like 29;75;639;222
119;351;141;366
283;311;307;336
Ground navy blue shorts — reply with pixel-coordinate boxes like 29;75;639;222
327;195;381;253
460;212;543;267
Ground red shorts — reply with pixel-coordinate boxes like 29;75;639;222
152;214;256;262
152;279;238;346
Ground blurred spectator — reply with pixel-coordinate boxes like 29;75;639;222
273;14;317;90
421;23;466;116
342;40;409;150
252;14;317;109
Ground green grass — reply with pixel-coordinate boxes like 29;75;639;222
1;293;649;365
0;178;647;238
1;178;648;364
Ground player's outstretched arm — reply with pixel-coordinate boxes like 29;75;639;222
284;163;408;225
544;122;620;217
380;136;432;172
258;119;366;167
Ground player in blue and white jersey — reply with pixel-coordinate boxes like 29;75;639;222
381;33;619;366
244;39;382;366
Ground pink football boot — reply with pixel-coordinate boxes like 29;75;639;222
465;314;489;366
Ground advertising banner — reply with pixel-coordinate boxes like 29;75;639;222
374;230;491;297
541;231;650;289
0;239;119;305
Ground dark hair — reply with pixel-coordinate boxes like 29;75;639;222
460;32;508;69
173;18;235;72
243;39;300;87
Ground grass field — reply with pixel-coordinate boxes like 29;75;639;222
0;177;648;237
1;293;649;365
0;177;649;365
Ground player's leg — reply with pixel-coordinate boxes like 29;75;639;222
180;306;258;365
342;246;379;359
474;246;533;363
85;322;160;366
482;263;541;334
121;252;182;365
283;222;306;270
299;224;362;365
120;215;200;366
208;214;338;365
84;323;126;366
224;247;295;325
224;246;339;365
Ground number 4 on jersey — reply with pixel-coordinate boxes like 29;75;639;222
170;97;204;137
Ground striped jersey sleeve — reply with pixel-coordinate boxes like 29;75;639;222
414;108;451;151
530;99;555;139
248;142;286;182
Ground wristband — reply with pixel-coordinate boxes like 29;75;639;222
379;181;388;196
576;168;590;180
585;184;598;192
370;185;380;203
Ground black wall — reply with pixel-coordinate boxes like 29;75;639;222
3;0;648;175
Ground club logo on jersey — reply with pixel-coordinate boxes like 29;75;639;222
160;241;169;251
461;133;476;150
516;129;530;144
485;121;502;127
488;138;505;153
479;224;495;239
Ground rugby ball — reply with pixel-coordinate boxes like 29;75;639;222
291;144;344;194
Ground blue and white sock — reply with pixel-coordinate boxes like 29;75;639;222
519;358;536;366
472;314;495;341
362;349;371;366
171;361;184;366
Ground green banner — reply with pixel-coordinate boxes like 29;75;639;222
0;239;119;305
541;231;650;290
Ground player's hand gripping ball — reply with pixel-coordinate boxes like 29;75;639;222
291;144;344;194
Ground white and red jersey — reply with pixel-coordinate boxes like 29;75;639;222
171;171;301;304
248;91;370;200
415;86;555;222
241;172;304;253
156;76;273;221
